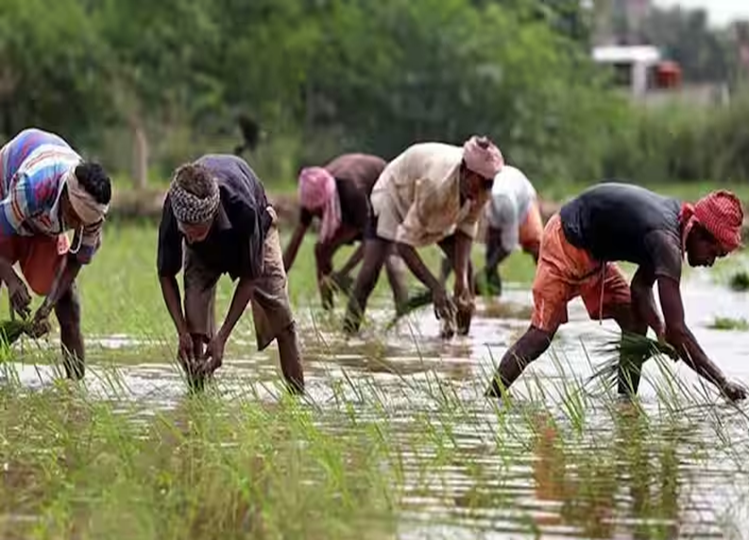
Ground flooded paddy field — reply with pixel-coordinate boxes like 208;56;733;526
1;225;749;539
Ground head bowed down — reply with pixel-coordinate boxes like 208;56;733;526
168;164;221;224
462;135;504;179
681;190;744;252
298;166;341;242
63;163;111;225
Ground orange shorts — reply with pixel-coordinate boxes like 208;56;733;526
530;214;630;332
0;235;70;295
519;200;543;253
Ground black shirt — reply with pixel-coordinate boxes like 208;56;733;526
157;154;272;280
560;183;683;281
299;153;386;238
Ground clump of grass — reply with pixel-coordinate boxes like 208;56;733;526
0;373;399;540
709;316;749;331
729;271;749;292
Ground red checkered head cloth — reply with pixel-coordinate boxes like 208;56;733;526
680;190;744;253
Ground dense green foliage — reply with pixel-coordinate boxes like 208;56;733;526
601;93;749;185
1;0;749;189
0;0;622;186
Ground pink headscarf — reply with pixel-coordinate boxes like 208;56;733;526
462;136;504;180
298;166;341;242
680;190;744;252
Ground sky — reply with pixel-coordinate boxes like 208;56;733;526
655;0;749;26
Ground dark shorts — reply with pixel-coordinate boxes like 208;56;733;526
183;210;294;351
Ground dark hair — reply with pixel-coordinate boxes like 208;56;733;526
173;163;216;198
75;162;112;205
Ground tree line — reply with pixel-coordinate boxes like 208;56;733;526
1;0;747;189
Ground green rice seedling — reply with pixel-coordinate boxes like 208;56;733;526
0;318;34;347
709;316;749;331
384;287;432;330
729;270;749;291
588;332;678;393
3;221;749;539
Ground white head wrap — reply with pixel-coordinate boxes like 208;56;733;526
64;168;109;226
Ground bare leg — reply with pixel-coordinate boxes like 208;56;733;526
54;283;84;380
486;325;557;397
276;321;304;394
343;238;390;334
384;253;409;309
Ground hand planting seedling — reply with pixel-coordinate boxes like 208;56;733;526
589;332;679;393
0;317;50;346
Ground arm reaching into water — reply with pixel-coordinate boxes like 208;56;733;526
314;227;359;309
283;223;309;271
159;275;195;368
0;173;41;318
630;266;665;338
658;277;746;401
396;242;451;316
29;254;83;336
202;277;254;374
452;231;473;300
0;257;30;319
335;243;364;278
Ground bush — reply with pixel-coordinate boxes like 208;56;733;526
601;88;749;185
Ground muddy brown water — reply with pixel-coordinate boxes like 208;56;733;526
3;267;749;539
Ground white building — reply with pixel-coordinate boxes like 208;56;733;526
592;44;662;96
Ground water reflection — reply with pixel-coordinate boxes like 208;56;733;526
1;278;749;538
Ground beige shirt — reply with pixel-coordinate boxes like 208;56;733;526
371;143;488;247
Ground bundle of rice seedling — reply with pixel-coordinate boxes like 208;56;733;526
729;271;749;292
0;319;33;346
474;273;502;297
329;273;354;295
709;316;749;331
385;287;433;330
588;332;678;392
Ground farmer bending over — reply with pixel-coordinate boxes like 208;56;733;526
343;136;504;337
283;153;408;310
157;155;304;393
0;128;111;379
486;183;747;401
441;165;543;296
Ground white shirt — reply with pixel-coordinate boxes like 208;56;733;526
371;142;488;247
485;165;536;252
